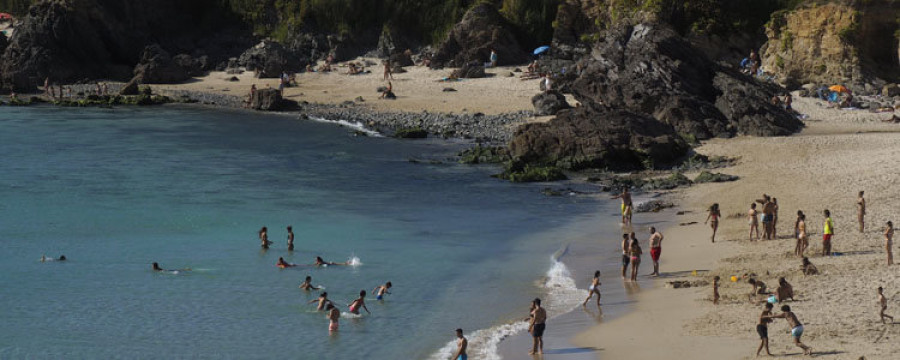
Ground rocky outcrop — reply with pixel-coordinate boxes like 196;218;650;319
249;88;293;111
761;0;900;91
238;40;307;78
509;102;690;171
451;64;486;79
531;90;571;116
132;45;189;84
431;3;528;68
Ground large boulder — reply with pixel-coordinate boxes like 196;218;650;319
132;44;190;84
238;40;306;78
509;103;690;171
431;3;529;68
249;88;295;111
531;90;571;116
172;54;206;77
451;63;486;79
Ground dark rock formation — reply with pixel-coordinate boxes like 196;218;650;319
451;64;486;79
238;40;307;78
390;51;414;67
509;102;690;171
132;45;189;84
173;54;206;77
531;90;571;116
119;78;139;95
249;88;292;111
431;3;528;68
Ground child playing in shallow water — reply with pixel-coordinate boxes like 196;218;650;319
583;271;602;306
348;290;370;315
327;303;340;332
372;282;392;300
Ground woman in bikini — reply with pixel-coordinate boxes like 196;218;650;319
348;290;370;315
705;203;721;243
885;221;894;266
796;213;808;257
259;226;270;249
748;203;760;241
629;239;642;282
582;270;602;306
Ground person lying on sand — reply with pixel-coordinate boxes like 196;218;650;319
300;276;321;290
879;286;894;324
348;290;370;315
276;257;297;268
372;282;392;301
314;256;348;267
764;305;813;355
801;257;818;275
308;292;331;311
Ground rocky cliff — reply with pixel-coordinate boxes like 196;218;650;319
761;0;900;91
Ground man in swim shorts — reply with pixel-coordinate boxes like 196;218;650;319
648;227;664;276
372;282;392;300
764;305;812;355
612;187;633;224
453;328;468;360
529;298;547;355
756;303;774;356
758;195;776;240
621;233;631;279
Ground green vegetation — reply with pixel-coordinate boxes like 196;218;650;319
642;172;691;190
693;171;739;183
780;30;793;51
500;0;560;47
457;145;510;164
496;163;567;182
775;55;784;69
393;126;428;138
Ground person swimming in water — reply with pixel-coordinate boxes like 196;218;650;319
40;255;66;262
372;282;392;300
348;290;370;315
308;292;331;311
276;257;297;268
300;276;320;290
314;256;348;267
151;262;190;273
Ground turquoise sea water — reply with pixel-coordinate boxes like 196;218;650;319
0;105;621;359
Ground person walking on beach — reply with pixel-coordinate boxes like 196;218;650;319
764;305;813;355
756;303;775;356
259;226;270;249
629;238;642;281
748;203;760;241
372;282;392;300
453;328;468;360
713;276;721;305
621;233;631;279
858;191;866;233
612;187;633;224
489;49;498;68
287;226;295;251
823;210;835;256
327;303;340;333
706;203;721;243
383;59;393;80
879;286;894;324
648;227;664;276
794;211;805;256
583;270;602;306
529;298;546;355
348;290;370;315
885;221;894;266
797;213;809;257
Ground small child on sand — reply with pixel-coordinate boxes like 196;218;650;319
713;276;720;305
372;282;392;300
879;286;894;324
583;271;602;306
348;290;370;315
801;257;818;276
748;278;769;300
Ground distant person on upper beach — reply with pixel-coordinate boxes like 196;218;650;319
308;292;331;311
757;195;776;240
489;49;498;68
383;59;393;80
529;298;546;355
314;256;348;267
43;77;50;97
40;255;66;262
775;277;794;302
380;81;395;99
794;211;807;257
583;270;602;306
327;303;340;332
372;282;392;300
648;227;664;276
621;233;631;279
276;257;297;268
801;257;818;276
246;84;256;108
885;221;894;266
287;226;295;251
748;203;760;241
879;286;894;324
453;328;468;360
705;203;721;243
823;209;835;256
348;290;370;315
542;73;553;92
756;303;775;356
300;276;320;290
629;238;642;282
259;226;270;249
764;305;813;355
772;198;780;239
713;276;721;305
612;187;633;224
858;191;866;233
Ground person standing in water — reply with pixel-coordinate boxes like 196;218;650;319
308;292;331;311
612;187;633;224
764;305;813;356
299;276;320;290
453;328;468;360
858;191;866;233
705;203;721;243
756;303;775;356
348;290;370;315
748;203;760;241
287;226;294;251
621;233;631;279
823;210;835;256
885;221;894;266
879;286;894;324
259;227;270;249
648;227;664;276
529;298;547;355
629;238;642;282
582;271;602;306
327;303;340;333
372;282;392;300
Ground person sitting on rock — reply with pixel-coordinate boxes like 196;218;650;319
348;62;361;75
380;81;395;100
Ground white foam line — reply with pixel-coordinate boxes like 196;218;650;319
306;116;383;137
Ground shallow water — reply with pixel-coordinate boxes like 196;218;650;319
0;105;620;359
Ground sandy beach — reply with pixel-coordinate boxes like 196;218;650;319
574;95;900;359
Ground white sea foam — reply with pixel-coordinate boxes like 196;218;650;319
428;246;583;360
307;116;383;137
346;256;362;267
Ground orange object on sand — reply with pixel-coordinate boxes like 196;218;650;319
829;85;851;94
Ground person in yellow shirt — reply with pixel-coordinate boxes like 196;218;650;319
823;209;835;256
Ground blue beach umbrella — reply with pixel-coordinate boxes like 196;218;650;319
533;46;550;55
